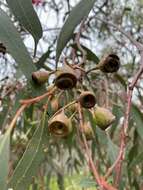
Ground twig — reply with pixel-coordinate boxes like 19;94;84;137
50;100;76;120
93;16;143;51
114;52;143;187
8;104;27;132
20;86;56;105
8;91;55;134
75;19;87;66
89;16;143;187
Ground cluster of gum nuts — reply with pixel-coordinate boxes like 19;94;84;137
32;53;120;140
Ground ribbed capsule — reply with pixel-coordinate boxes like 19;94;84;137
48;111;72;137
79;91;96;109
55;63;77;90
32;70;50;84
93;106;116;130
98;54;120;73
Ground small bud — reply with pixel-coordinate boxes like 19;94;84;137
48;111;72;137
51;98;59;113
79;91;96;109
55;62;77;90
68;103;78;113
83;122;94;141
32;70;50;84
93;106;116;130
98;54;120;73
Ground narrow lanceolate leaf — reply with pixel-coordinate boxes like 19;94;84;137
35;48;52;70
0;9;44;94
8;113;48;190
0;130;10;190
131;104;143;141
129;151;143;168
56;0;96;67
107;137;119;164
6;0;43;54
72;43;99;63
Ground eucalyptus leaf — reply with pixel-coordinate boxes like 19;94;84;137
0;8;44;94
56;0;96;67
131;104;143;141
8;112;48;190
72;43;99;63
0;130;10;190
129;151;143;168
79;177;96;188
6;0;43;55
35;48;52;70
114;74;127;89
107;137;119;164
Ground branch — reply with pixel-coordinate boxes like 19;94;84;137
114;52;143;187
8;104;27;132
91;17;143;187
75;19;87;66
20;86;56;105
104;53;143;185
94;16;143;51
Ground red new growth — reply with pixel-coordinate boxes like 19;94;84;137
32;0;43;5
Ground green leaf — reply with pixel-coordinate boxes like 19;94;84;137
0;130;10;190
8;112;48;190
56;0;96;67
0;9;44;94
107;137;119;164
6;0;43;55
35;48;52;70
72;43;99;63
128;144;139;164
114;74;127;89
129;151;143;168
131;104;143;140
79;177;96;188
109;105;123;137
95;127;108;147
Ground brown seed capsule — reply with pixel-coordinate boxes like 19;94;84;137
55;63;77;90
93;106;116;130
79;91;96;109
48;111;72;137
83;122;94;141
32;70;50;84
98;54;120;73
